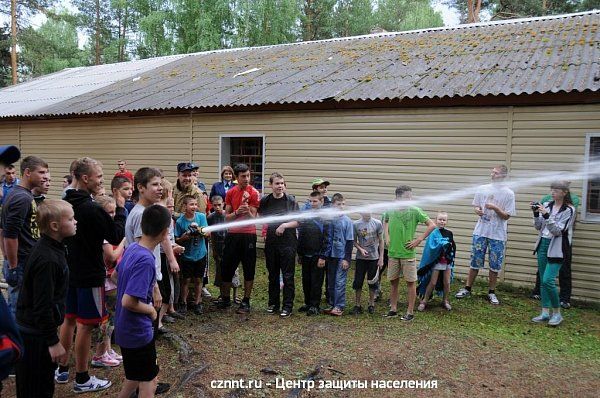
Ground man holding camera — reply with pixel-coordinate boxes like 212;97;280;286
456;165;516;305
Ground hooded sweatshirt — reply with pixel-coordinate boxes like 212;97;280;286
64;189;126;288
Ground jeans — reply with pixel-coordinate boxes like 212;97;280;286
326;258;348;310
537;238;562;309
2;260;22;318
264;243;296;311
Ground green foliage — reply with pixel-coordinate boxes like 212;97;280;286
19;14;88;77
300;0;336;41
0;24;10;87
234;0;301;47
376;0;444;32
333;0;375;37
134;0;176;58
173;0;234;53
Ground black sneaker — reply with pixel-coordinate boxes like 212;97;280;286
215;298;231;309
400;313;414;322
306;307;320;316
129;382;171;398
168;311;185;320
383;310;398;318
367;305;375;314
280;309;292;318
193;304;204;315
560;301;571;309
298;305;309;312
178;306;187;315
236;301;251;314
266;305;278;314
350;305;363;315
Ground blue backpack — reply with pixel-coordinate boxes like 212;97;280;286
0;294;22;380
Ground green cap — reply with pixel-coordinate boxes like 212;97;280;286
311;178;330;188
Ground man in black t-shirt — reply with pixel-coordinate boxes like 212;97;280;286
258;172;299;318
0;156;49;317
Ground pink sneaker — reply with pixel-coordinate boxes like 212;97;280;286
107;349;123;361
91;352;121;368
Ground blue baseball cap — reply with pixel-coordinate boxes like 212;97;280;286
177;162;199;173
0;145;20;166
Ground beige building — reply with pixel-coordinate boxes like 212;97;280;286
1;12;599;301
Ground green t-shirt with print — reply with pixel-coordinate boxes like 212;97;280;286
383;207;429;259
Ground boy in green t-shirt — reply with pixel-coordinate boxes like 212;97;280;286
383;186;436;321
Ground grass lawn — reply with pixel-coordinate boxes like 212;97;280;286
4;254;600;397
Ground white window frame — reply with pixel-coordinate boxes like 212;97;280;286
582;132;600;223
218;134;266;191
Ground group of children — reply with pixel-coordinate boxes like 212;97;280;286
11;156;518;398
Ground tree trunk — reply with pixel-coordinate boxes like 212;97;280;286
10;0;17;84
467;0;474;23
474;0;482;22
467;0;482;23
121;5;128;62
95;0;101;65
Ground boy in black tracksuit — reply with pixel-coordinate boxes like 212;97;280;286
258;173;299;317
15;200;77;398
58;158;126;392
297;191;325;316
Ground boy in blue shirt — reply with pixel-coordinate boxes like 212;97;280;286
318;193;354;316
115;204;171;398
175;195;209;315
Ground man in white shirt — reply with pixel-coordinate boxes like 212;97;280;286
456;165;516;305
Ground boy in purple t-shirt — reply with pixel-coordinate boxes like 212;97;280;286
115;205;171;398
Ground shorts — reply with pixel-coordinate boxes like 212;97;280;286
433;262;451;271
180;257;207;280
221;233;257;283
470;235;505;272
353;259;379;291
65;286;108;325
387;258;417;282
158;253;173;304
121;340;159;382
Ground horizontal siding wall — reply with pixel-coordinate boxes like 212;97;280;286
0;123;20;156
190;105;600;302
17;116;191;199
510;105;600;301
2;103;599;301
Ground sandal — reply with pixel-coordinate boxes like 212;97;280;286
441;301;452;311
330;307;343;316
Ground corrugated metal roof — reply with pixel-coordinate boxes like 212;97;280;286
1;11;598;118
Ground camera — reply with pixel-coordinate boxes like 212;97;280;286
187;222;201;236
530;201;541;211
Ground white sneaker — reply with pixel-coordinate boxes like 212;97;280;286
548;313;563;326
455;288;471;299
487;293;500;305
107;348;122;361
532;313;550;323
54;368;69;384
201;287;212;298
73;375;112;393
